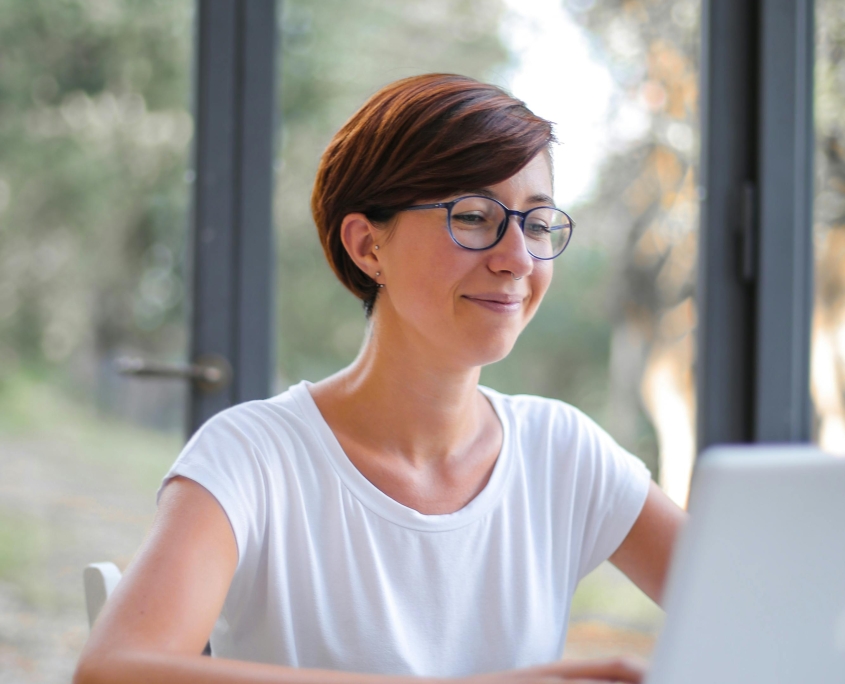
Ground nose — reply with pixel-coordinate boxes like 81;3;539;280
488;214;533;279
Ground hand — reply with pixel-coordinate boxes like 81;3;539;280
458;657;647;684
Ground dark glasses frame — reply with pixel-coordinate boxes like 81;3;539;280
397;195;575;260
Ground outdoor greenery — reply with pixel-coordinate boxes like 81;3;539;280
0;0;195;445
0;508;46;593
0;0;194;367
813;1;845;452
0;0;649;453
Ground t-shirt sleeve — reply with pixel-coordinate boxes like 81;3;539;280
156;406;267;569
568;408;652;581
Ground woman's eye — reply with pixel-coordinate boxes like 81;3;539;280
453;212;489;226
526;221;551;235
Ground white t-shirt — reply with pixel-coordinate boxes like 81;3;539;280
159;381;651;677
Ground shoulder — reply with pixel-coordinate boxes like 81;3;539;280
481;385;649;485
159;382;324;565
480;385;609;447
163;381;325;508
183;381;316;459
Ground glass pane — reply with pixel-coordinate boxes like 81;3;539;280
491;0;700;658
490;0;700;508
813;0;845;456
0;2;194;680
276;0;700;664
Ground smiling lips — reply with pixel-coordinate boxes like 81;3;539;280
462;293;525;313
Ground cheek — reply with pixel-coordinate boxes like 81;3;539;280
388;226;471;306
528;263;554;312
537;261;554;292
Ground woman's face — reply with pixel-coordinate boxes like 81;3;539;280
373;152;555;369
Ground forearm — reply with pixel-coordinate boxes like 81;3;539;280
74;650;440;684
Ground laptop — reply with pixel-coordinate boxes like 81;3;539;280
646;445;845;684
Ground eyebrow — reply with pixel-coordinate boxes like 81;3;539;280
460;188;557;207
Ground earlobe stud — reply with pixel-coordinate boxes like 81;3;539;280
374;245;380;250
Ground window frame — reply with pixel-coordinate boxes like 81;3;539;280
697;0;814;449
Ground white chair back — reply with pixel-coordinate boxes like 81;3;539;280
83;562;123;629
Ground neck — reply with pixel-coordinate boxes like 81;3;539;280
311;315;488;467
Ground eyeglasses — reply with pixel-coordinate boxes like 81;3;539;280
398;195;574;260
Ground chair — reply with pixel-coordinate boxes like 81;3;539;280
83;562;211;655
83;562;123;629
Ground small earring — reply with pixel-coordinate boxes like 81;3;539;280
375;271;381;277
377;284;385;289
374;245;380;250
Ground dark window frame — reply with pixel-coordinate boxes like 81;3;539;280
187;0;277;434
697;0;814;450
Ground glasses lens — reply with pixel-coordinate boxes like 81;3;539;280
448;197;506;249
523;207;573;259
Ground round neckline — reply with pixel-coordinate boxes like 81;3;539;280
289;380;515;532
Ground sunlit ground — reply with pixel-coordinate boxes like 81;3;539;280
567;563;663;661
0;374;662;683
0;374;179;683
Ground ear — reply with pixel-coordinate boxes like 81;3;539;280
340;212;381;277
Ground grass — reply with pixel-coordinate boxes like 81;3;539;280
0;369;181;492
0;508;45;579
0;369;182;608
0;506;51;604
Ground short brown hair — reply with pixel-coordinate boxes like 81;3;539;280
311;73;555;315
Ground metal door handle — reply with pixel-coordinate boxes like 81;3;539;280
115;353;232;394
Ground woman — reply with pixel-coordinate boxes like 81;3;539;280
75;74;686;684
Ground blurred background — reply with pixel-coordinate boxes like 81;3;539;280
0;0;843;681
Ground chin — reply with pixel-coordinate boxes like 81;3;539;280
459;330;520;368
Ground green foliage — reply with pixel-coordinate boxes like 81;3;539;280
0;0;194;374
0;508;47;591
815;0;845;237
0;0;648;450
0;369;180;490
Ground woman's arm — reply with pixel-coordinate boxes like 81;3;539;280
74;475;235;683
74;477;417;684
608;480;688;606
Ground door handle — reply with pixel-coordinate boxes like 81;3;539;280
115;353;233;394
